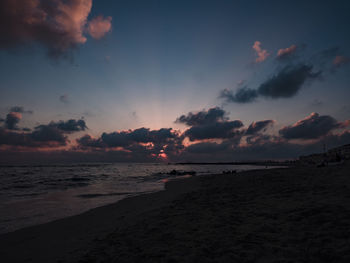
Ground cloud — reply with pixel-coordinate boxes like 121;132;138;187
246;120;274;135
252;41;269;63
311;47;341;71
0;118;89;148
78;127;179;148
130;111;139;120
0;0;111;58
0;125;66;148
175;107;244;141
103;128;177;147
3;128;350;163
38;119;87;133
276;44;297;60
87;15;112;39
175;107;228;126
279;112;348;140
179;129;350;162
9;106;33;114
4;112;22;130
185;141;231;154
1;108;350;162
220;64;321;103
30;125;68;144
1;107;33;130
258;64;320;98
184;121;243;141
317;47;339;61
59;94;69;104
219;87;258;103
76;127;184;161
333;55;350;68
76;134;104;148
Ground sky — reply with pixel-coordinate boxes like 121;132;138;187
0;0;350;163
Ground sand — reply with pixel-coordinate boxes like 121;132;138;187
1;162;350;262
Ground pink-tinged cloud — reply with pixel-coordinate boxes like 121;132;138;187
5;112;22;130
339;119;350;129
252;41;269;63
0;0;111;58
87;15;112;39
8;112;22;120
53;0;92;44
279;112;346;140
277;44;297;59
333;55;350;67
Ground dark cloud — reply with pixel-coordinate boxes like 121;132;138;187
179;129;350;162
311;47;348;73
246;134;274;145
76;127;184;161
76;134;104;148
3;129;350;164
257;64;321;98
184;121;243;141
279;112;348;140
179;140;300;162
175;107;244;141
78;127;179;148
102;128;176;147
9;106;33;114
0;118;89;148
315;47;339;65
37;119;87;133
246;120;274;135
0;128;28;147
131;111;138;120
1;107;34;130
219;88;258;103
30;125;67;144
1;110;350;162
5;112;22;130
59;95;69;104
220;64;321;103
185;141;231;154
175;107;228;126
0;126;67;147
0;0;111;59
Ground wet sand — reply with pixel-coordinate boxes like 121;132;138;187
1;162;350;262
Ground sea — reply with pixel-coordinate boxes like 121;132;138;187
0;163;275;234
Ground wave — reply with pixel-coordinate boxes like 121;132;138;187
77;191;152;199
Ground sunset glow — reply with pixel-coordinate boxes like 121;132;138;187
0;0;349;163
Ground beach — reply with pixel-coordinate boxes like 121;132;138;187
1;162;350;262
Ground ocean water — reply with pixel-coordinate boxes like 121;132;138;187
0;163;273;234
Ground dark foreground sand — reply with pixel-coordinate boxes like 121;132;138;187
1;162;350;262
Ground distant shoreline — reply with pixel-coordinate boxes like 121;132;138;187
173;161;294;166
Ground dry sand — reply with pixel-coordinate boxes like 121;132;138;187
1;162;350;262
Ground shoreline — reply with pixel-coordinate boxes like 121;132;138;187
1;163;350;262
0;170;208;262
0;164;280;235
